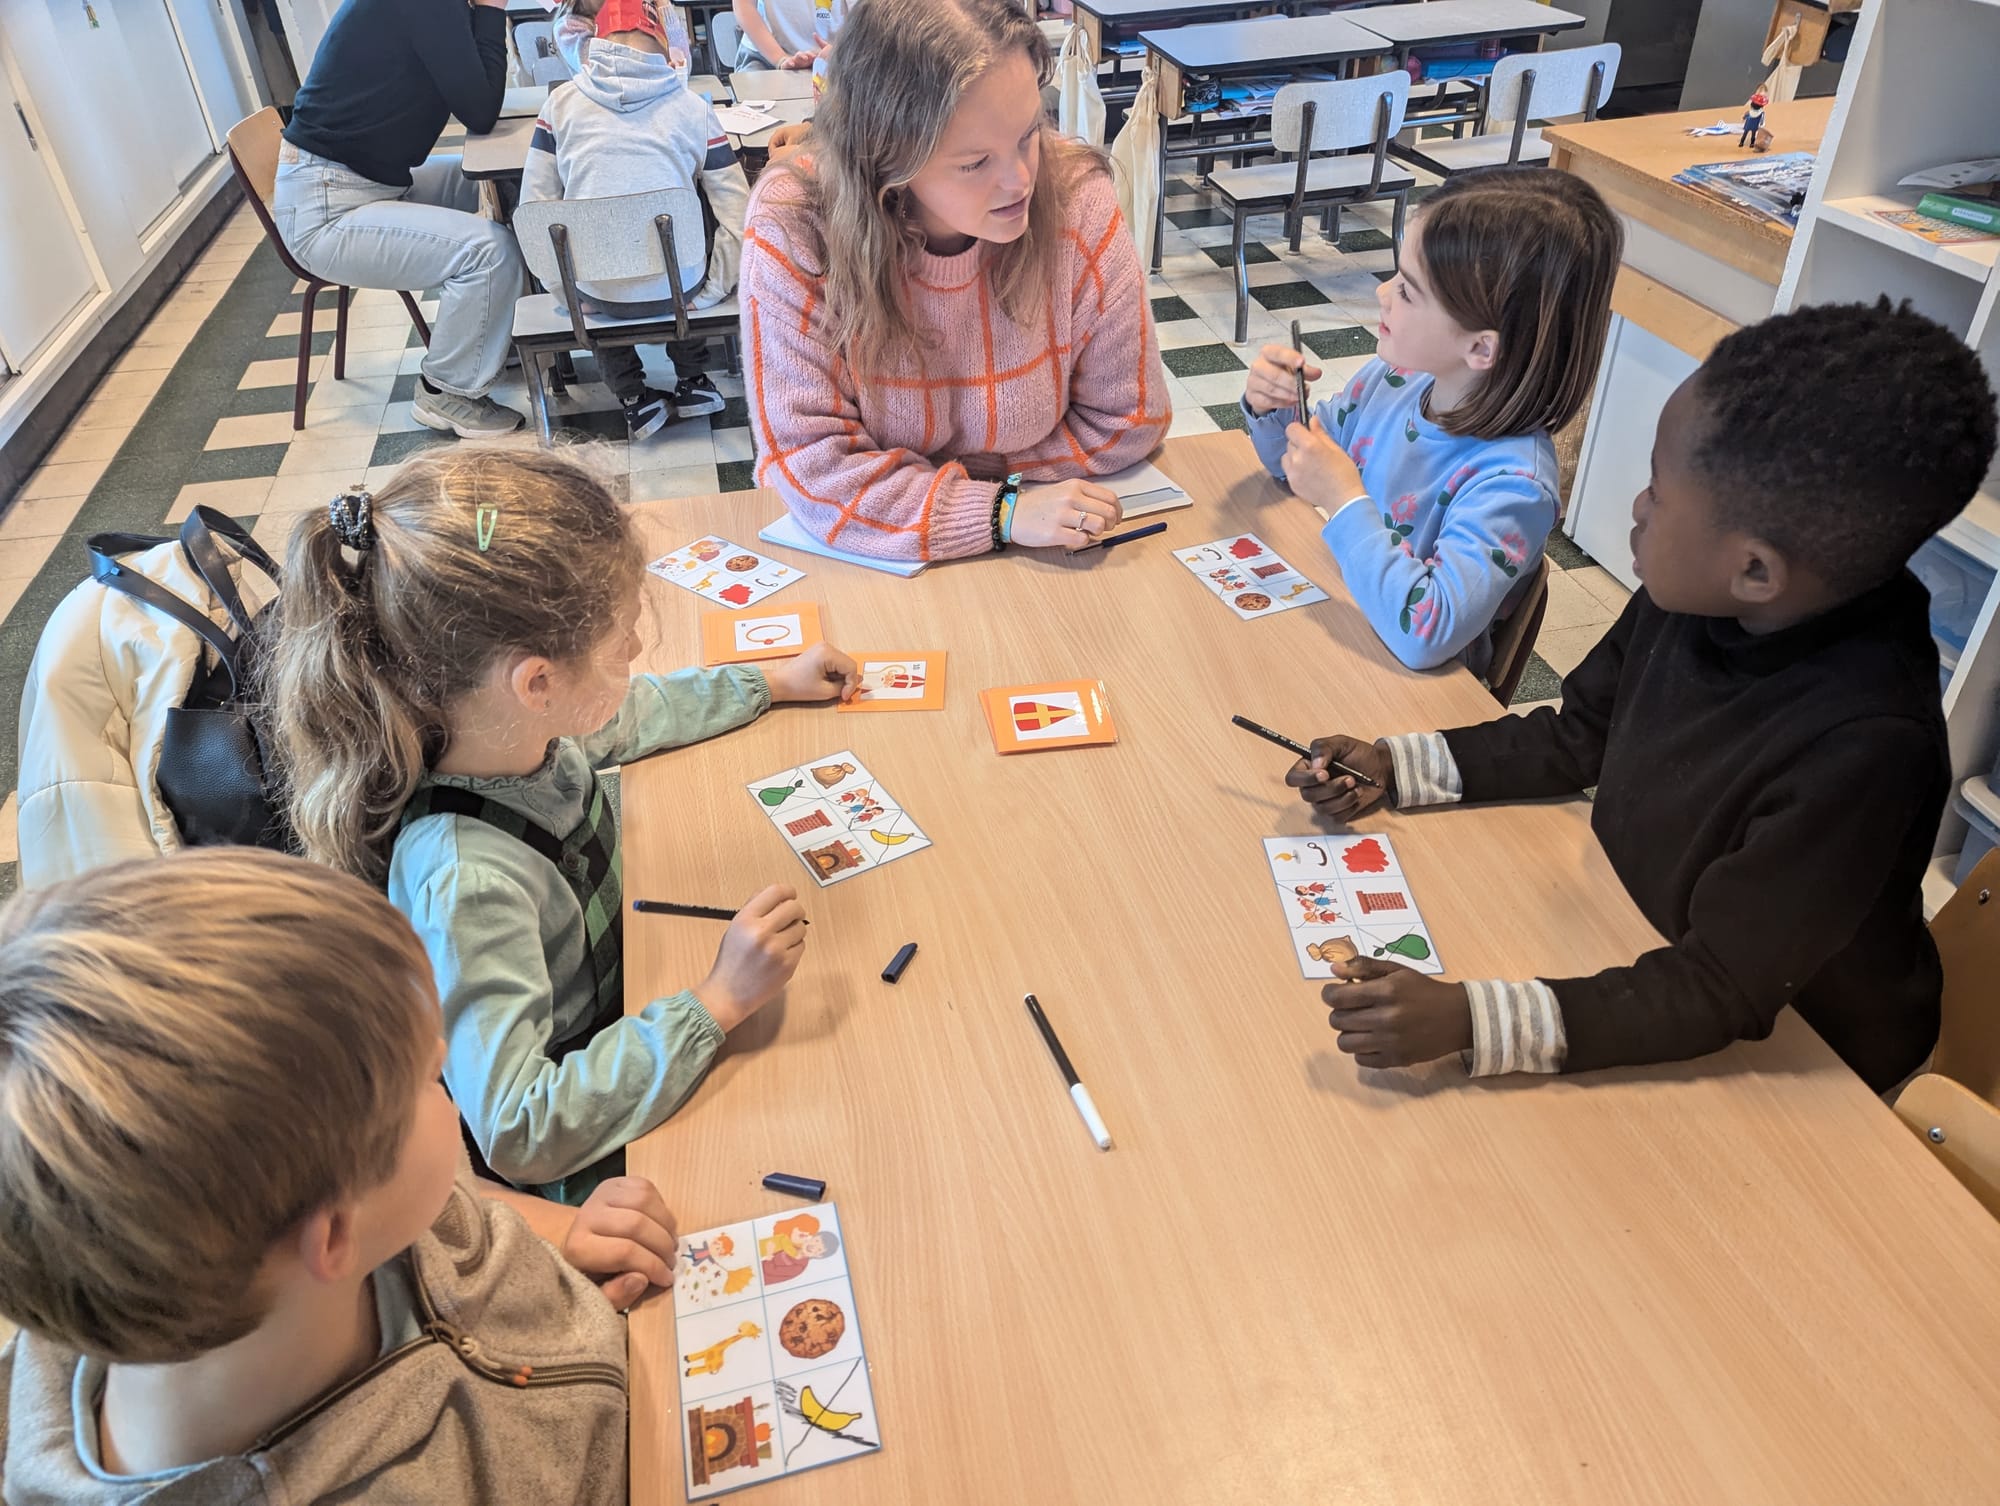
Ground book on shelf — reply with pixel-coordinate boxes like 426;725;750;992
1872;208;1999;246
1916;192;2000;234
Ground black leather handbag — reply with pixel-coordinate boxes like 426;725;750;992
86;507;294;852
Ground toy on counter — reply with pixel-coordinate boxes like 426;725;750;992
1739;90;1772;152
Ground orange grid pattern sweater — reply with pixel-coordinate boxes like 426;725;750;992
739;165;1172;561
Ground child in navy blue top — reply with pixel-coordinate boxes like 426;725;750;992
1244;169;1621;675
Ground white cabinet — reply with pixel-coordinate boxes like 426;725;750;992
1777;0;2000;914
0;74;94;370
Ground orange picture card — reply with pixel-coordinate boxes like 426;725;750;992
700;602;824;666
839;651;948;713
980;679;1118;754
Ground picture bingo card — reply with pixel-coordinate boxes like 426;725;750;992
672;1203;882;1498
649;536;805;609
746;750;931;886
1175;533;1329;620
1262;833;1444;978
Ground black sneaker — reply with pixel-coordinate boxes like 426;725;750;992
671;372;726;418
623;388;671;440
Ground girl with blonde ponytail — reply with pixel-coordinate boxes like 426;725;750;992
264;447;861;1202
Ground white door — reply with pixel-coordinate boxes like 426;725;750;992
0;80;95;368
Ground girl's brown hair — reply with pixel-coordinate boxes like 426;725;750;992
0;849;435;1363
263;447;643;886
787;0;1104;373
1413;167;1622;441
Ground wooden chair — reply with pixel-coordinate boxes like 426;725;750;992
1929;848;2000;1104
1392;44;1620;178
511;187;740;446
1894;1074;2000;1220
1485;556;1553;706
1206;73;1415;344
224;108;432;430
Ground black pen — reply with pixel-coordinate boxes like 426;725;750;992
1081;520;1168;553
1230;714;1381;789
632;899;809;925
1024;994;1112;1150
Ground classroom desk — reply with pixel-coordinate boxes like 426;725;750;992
728;67;819;103
1344;0;1586;58
457;75;739;182
1072;0;1308;77
620;431;2000;1505
682;0;737;75
1548;98;1832;585
1140;14;1391;269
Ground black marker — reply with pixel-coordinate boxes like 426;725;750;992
633;898;809;925
1230;714;1381;789
1081;520;1168;553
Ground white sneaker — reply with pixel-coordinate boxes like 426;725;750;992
412;386;525;438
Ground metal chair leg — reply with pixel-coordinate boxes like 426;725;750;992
333;284;349;381
525;347;556;447
1391;191;1408;268
294;282;320;430
1231;209;1250;346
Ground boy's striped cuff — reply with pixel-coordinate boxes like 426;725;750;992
1463;979;1566;1076
1380;732;1462;809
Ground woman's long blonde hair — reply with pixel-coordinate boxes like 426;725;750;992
261;447;642;886
789;0;1103;374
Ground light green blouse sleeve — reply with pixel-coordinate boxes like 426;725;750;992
580;666;771;770
395;853;725;1191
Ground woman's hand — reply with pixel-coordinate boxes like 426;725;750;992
765;643;860;703
1010;479;1122;550
1245;343;1322;416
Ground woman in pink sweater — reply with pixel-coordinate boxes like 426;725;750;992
739;0;1171;562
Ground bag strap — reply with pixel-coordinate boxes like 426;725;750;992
87;536;247;692
400;784;569;870
179;506;280;639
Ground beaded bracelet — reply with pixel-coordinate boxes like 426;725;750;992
991;472;1024;551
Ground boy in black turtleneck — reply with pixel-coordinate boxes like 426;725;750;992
1285;300;1997;1092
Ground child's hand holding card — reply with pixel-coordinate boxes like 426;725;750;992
765;643;861;704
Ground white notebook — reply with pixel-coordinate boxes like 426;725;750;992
1101;458;1193;519
757;513;929;578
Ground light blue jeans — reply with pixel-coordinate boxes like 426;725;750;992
272;145;526;398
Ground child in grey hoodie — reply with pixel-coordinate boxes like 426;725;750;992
0;850;679;1504
523;0;752;437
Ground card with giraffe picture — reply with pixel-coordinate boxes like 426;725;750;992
837;651;947;712
1176;533;1329;620
746;750;930;886
672;1203;882;1498
648;535;805;609
978;678;1118;754
1263;833;1443;978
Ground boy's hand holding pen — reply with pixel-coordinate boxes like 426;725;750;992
1284;735;1396;822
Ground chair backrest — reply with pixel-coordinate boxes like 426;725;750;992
1271;71;1410;156
1932;848;2000;1103
1485;555;1553;706
1485;42;1620;128
513;187;707;346
711;10;741;70
1894;1073;2000;1220
225;106;283;212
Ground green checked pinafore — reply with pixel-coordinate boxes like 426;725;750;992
400;772;627;1202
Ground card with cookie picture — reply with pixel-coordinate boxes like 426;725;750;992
746;751;931;887
648;535;805;609
1176;534;1328;621
671;1203;881;1497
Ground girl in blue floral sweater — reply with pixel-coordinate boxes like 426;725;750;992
1244;169;1621;674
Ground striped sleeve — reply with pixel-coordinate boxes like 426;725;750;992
519;113;562;205
1380;731;1462;809
702;127;737;174
1463;979;1567;1076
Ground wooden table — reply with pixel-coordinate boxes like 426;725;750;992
728;66;819;103
1548;98;1832;585
620;432;2000;1505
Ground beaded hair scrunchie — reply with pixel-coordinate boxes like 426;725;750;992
328;488;375;553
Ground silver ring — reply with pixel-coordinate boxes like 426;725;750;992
1076;510;1089;531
